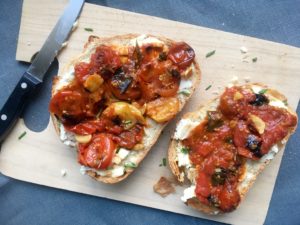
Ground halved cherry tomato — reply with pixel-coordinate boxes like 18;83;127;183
78;133;115;170
195;172;211;200
75;62;90;83
66;119;107;135
112;124;144;149
138;61;180;100
167;42;195;71
218;183;240;212
49;90;85;118
107;68;141;101
90;45;122;76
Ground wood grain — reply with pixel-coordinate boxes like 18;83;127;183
1;0;299;224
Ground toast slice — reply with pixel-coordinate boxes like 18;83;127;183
50;34;201;183
168;83;298;214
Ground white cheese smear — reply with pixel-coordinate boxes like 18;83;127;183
174;119;200;140
129;34;163;47
55;68;75;92
181;185;196;202
176;144;191;168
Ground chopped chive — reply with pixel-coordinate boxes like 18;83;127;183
159;158;167;167
283;100;288;106
206;50;216;58
259;89;268;94
84;28;93;32
180;147;190;154
135;41;143;64
124;162;137;168
163;158;167;166
18;131;27;140
116;148;120;154
123;120;132;125
252;57;258;63
205;84;212;91
179;89;191;96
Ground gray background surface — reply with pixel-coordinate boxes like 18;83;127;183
0;0;299;224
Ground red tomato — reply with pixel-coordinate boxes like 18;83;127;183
112;124;144;149
74;62;90;83
195;142;213;157
195;172;211;198
237;147;256;159
49;90;84;118
218;183;240;212
233;120;249;148
138;61;180;100
107;79;141;101
78;133;115;170
167;42;195;71
66;120;107;135
90;45;122;76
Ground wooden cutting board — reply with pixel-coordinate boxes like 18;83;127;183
1;0;300;224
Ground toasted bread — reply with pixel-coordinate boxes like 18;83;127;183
168;83;298;214
50;34;201;183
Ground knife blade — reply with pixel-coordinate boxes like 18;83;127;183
0;0;85;143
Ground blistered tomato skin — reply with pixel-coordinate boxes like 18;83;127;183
137;60;180;101
168;42;195;71
75;62;90;83
184;86;297;212
90;45;122;75
78;133;115;170
49;90;84;118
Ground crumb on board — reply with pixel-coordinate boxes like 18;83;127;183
240;46;248;53
244;76;251;83
153;177;176;197
61;169;67;177
227;76;239;88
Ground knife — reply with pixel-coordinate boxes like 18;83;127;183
0;0;85;143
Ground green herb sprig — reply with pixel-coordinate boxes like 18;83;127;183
124;162;137;169
159;158;167;167
18;131;27;140
259;89;268;94
84;28;93;32
180;147;190;154
205;84;212;91
206;50;216;58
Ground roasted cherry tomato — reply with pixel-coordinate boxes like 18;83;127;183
138;61;180;100
218;183;240;212
107;68;141;101
66;119;107;135
49;90;85;119
167;42;195;71
90;45;122;76
78;133;115;170
112;124;144;149
75;62;90;83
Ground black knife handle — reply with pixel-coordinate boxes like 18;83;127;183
0;72;41;143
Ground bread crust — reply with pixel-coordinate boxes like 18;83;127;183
50;34;201;183
168;83;298;214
